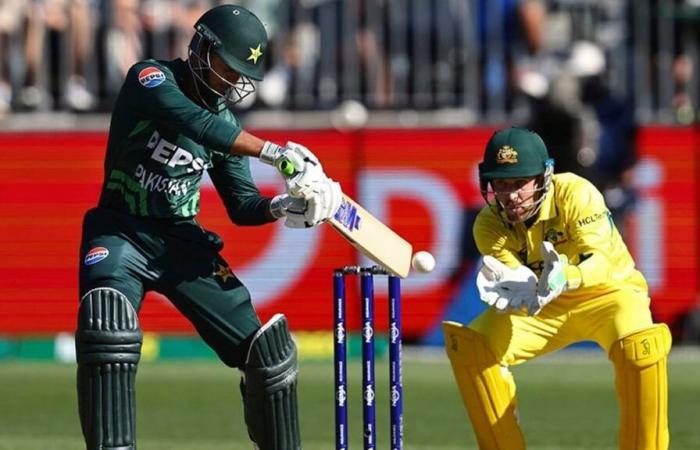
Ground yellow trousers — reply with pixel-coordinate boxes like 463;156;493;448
444;286;670;450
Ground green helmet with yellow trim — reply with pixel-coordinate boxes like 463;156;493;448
479;127;552;179
479;127;555;223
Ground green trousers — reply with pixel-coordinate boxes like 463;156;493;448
79;207;261;368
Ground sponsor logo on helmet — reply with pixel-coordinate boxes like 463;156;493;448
496;145;518;164
247;44;263;64
138;67;166;88
84;247;109;266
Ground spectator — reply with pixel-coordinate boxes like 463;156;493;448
20;0;95;111
258;0;330;109
0;0;44;113
570;41;639;234
0;0;22;114
100;0;143;101
522;40;639;235
140;0;210;61
523;69;589;179
169;1;212;60
99;1;220;110
478;0;547;116
667;1;700;124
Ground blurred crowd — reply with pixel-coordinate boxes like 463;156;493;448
0;0;697;128
0;0;215;115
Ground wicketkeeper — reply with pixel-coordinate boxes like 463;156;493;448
76;4;342;449
443;127;671;450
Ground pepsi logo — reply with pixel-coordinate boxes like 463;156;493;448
84;247;109;266
138;67;166;88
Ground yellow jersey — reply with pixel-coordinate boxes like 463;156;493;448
473;173;647;299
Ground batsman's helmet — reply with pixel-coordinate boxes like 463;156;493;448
479;127;555;222
188;5;268;111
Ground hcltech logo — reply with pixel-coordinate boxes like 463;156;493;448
138;67;166;88
84;247;110;266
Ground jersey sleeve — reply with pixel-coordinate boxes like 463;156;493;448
561;177;617;288
123;62;241;154
208;154;274;226
473;208;523;268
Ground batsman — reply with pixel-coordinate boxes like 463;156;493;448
76;4;342;449
443;127;671;450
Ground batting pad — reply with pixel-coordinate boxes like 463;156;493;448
443;321;525;450
243;313;301;450
609;323;672;450
76;288;142;450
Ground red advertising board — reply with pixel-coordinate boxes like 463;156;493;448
632;127;700;326
0;128;697;338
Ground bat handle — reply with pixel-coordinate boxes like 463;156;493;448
275;157;297;178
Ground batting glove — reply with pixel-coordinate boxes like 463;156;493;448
304;177;343;225
261;141;332;199
269;177;342;228
269;194;311;228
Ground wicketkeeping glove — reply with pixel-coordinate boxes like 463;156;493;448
476;256;538;312
531;241;569;315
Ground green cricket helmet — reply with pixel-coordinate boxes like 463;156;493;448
479;127;555;223
188;4;268;111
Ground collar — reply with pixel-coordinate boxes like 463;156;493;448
532;180;557;224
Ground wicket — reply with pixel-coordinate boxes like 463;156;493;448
333;266;403;450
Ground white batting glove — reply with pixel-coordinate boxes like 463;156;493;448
476;256;537;312
304;177;343;225
531;242;569;315
269;194;311;228
269;178;342;228
260;141;329;199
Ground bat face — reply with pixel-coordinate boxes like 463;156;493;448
329;195;412;277
333;198;362;232
273;156;412;276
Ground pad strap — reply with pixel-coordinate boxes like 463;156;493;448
76;288;142;450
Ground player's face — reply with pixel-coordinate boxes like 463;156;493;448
492;177;540;222
207;52;241;92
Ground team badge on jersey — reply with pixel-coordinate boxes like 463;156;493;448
84;247;109;266
138;67;166;88
214;263;234;283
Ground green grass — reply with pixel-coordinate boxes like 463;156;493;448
1;349;699;449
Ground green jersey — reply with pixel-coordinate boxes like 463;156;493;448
99;59;271;224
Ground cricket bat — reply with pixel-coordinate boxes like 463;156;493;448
330;194;413;278
277;158;413;277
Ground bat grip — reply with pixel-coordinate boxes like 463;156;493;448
275;157;297;177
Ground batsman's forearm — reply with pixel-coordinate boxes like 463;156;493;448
230;130;267;158
224;195;276;225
